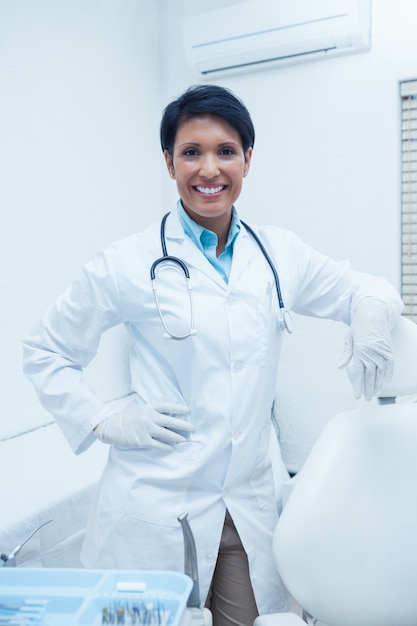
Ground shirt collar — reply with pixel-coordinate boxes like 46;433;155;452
177;200;241;254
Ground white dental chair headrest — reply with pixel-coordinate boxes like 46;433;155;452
273;315;417;626
274;403;417;626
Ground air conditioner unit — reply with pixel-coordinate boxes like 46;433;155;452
182;0;371;77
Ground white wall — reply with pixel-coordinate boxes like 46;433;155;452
0;0;415;565
0;0;165;439
162;0;417;471
2;0;416;470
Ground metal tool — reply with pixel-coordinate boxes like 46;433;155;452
0;599;47;625
177;513;200;609
1;519;53;567
100;599;170;625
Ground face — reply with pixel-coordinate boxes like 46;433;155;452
165;114;252;234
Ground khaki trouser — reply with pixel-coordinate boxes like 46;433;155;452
205;511;259;626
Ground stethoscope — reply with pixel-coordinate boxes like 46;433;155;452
150;212;293;340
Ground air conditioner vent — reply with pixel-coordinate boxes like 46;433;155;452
182;0;371;77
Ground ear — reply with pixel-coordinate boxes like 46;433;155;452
164;150;176;179
243;147;253;177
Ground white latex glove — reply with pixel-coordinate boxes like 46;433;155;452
338;298;394;401
94;401;194;450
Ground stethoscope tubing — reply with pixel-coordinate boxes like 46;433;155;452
150;213;190;280
240;220;293;334
240;220;284;310
150;212;293;338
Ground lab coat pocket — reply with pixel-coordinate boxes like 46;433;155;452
249;425;275;508
83;502;185;570
103;441;201;525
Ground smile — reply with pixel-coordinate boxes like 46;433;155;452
194;185;225;195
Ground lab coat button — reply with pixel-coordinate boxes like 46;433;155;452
206;552;216;563
232;361;244;373
226;295;237;305
222;487;230;497
232;431;242;441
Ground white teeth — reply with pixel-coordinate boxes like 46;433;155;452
196;185;224;195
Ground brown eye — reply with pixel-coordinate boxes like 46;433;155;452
220;147;236;156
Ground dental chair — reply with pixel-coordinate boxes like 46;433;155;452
257;316;417;626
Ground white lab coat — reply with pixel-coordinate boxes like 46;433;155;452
22;207;403;615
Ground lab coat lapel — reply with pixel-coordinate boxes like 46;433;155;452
164;211;227;289
227;226;253;293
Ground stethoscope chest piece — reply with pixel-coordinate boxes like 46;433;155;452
279;308;293;334
241;220;293;335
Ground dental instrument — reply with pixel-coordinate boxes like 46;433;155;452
177;513;200;609
1;519;53;567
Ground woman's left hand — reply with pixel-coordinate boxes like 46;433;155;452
338;298;394;401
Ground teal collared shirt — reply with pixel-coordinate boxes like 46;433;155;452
177;201;240;283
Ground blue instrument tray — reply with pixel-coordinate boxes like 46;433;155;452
0;567;193;625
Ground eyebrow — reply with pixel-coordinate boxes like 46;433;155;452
177;141;241;149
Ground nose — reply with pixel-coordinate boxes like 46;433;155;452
199;154;220;178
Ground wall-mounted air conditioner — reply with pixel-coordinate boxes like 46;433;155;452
182;0;371;77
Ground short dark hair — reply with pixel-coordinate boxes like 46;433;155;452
160;84;255;156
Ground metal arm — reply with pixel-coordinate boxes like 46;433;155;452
1;519;53;567
177;512;201;608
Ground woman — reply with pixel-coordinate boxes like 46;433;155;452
22;84;403;626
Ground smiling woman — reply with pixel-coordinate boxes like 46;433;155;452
164;114;252;252
160;84;255;256
22;83;403;626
